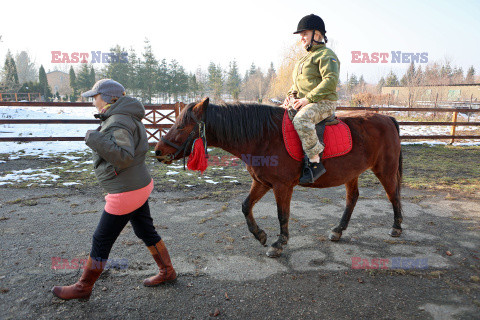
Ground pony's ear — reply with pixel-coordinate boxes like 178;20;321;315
193;97;209;114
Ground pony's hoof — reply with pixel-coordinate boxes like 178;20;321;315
329;231;342;241
389;228;402;237
266;246;282;258
257;230;267;247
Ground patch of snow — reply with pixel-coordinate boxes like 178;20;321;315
63;182;82;186
167;165;184;169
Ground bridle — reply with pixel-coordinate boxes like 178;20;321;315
156;111;207;169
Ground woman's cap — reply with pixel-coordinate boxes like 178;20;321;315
81;79;125;103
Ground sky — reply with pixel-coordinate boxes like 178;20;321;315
0;0;479;84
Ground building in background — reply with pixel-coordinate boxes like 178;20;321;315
46;71;72;97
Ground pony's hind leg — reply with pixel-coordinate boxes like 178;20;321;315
329;178;359;241
372;168;403;237
266;184;293;258
242;180;271;246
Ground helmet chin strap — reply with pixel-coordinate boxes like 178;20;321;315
306;30;325;51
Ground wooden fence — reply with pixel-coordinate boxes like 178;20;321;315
1;102;480;144
0;101;185;145
0;93;41;102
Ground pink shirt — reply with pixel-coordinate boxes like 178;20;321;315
104;179;154;215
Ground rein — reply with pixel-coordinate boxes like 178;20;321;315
157;111;208;170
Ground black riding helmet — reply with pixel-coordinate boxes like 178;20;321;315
294;14;328;50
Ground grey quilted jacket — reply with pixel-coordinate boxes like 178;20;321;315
85;96;151;194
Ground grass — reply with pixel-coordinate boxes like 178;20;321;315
358;144;480;197
401;144;480;195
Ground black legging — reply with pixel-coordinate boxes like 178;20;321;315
90;200;161;261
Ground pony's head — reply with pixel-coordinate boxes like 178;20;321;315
154;97;209;163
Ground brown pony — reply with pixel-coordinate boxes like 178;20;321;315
154;98;403;257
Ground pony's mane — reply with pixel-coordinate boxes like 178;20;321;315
179;102;284;145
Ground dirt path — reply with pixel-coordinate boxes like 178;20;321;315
1;171;479;319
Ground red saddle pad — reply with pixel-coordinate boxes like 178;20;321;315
282;110;352;161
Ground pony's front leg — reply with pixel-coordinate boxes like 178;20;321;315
242;180;271;246
266;185;293;258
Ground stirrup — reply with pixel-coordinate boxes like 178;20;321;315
299;157;326;185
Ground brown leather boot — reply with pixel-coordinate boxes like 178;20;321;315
144;240;177;287
51;256;105;300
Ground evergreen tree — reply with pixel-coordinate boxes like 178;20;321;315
385;71;399;86
358;75;366;91
2;50;19;87
188;73;199;101
158;58;169;101
405;62;416;86
137;39;159;103
347;74;358;92
102;45;132;89
465;65;475;83
126;47;141;96
264;62;276;96
452;67;464;84
76;64;92;93
376;77;385;93
69;66;78;102
89;66;96;87
415;65;424;85
38;65;52;101
440;62;453;84
248;62;257;76
226;60;242;101
18;81;42;94
168;59;188;102
207;62;223;101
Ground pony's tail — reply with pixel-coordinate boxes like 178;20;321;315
389;116;403;203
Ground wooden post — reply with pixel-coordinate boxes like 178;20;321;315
469;94;473;122
450;110;458;144
0;93;2;102
14;93;18;102
174;102;180;119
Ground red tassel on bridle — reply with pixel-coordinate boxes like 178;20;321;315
187;138;208;173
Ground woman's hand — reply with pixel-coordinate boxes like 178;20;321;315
281;96;292;108
293;98;310;110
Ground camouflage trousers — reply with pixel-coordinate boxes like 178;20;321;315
292;100;336;159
